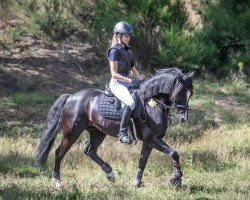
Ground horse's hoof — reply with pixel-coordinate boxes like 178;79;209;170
52;177;62;189
170;177;182;188
133;179;144;188
107;171;115;182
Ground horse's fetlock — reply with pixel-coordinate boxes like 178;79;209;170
101;163;112;173
136;169;143;180
84;148;89;156
87;150;96;157
52;171;60;179
170;151;179;160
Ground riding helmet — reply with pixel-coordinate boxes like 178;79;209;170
113;21;134;36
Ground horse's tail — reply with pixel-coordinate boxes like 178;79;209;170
35;94;70;167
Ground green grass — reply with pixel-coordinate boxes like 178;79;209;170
0;79;250;199
9;93;55;105
0;92;55;138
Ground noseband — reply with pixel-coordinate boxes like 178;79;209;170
152;97;190;126
139;74;193;126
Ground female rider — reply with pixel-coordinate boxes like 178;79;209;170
108;21;143;144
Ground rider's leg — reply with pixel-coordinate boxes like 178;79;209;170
118;105;133;143
109;78;135;143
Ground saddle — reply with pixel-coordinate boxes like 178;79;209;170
98;84;143;120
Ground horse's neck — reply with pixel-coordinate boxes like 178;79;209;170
141;94;170;118
155;94;171;105
138;74;177;101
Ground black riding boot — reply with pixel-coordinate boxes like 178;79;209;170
118;106;133;144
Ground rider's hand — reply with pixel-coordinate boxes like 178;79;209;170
132;79;143;88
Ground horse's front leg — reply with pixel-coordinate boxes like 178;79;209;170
134;142;152;187
152;138;183;188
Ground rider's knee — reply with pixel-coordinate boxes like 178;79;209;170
128;100;135;110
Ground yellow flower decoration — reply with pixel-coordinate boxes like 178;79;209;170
148;99;157;108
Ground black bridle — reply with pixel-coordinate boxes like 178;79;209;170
139;75;194;125
151;89;192;126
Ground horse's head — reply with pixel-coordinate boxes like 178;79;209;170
170;71;195;123
138;68;195;123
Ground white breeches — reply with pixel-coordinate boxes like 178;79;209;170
109;78;135;110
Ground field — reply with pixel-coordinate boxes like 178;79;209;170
0;36;250;200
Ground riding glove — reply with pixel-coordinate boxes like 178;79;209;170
132;79;143;88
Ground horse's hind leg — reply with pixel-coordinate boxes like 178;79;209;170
52;128;82;188
84;129;115;182
152;138;183;188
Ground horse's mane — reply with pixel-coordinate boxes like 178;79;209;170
138;68;183;100
154;67;183;75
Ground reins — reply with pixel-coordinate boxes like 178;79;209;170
141;95;190;127
138;97;177;126
137;73;192;126
152;98;179;127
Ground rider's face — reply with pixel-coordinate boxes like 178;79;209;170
121;34;131;45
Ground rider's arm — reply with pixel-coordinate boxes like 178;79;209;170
110;60;132;83
131;66;143;80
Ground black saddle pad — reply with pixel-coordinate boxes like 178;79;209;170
98;91;143;120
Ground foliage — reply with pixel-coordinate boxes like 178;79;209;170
9;93;55;105
152;25;219;72
1;0;250;76
88;0;249;76
201;0;250;76
16;0;81;40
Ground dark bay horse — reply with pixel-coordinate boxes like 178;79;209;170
35;68;195;188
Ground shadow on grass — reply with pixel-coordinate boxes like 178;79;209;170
0;186;110;200
186;184;250;196
0;154;40;178
219;107;249;125
168;109;219;142
235;89;250;105
182;150;239;172
0;184;136;200
0;119;44;139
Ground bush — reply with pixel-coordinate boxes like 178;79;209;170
152;25;219;72
201;0;250;76
18;0;80;40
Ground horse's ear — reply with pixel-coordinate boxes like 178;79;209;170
188;71;196;79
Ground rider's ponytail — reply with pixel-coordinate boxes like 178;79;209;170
110;34;118;47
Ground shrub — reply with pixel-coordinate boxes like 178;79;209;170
152;25;219;72
201;0;250;76
17;0;79;40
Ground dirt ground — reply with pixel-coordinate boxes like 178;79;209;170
0;34;106;97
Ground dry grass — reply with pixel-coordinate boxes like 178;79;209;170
0;116;249;199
